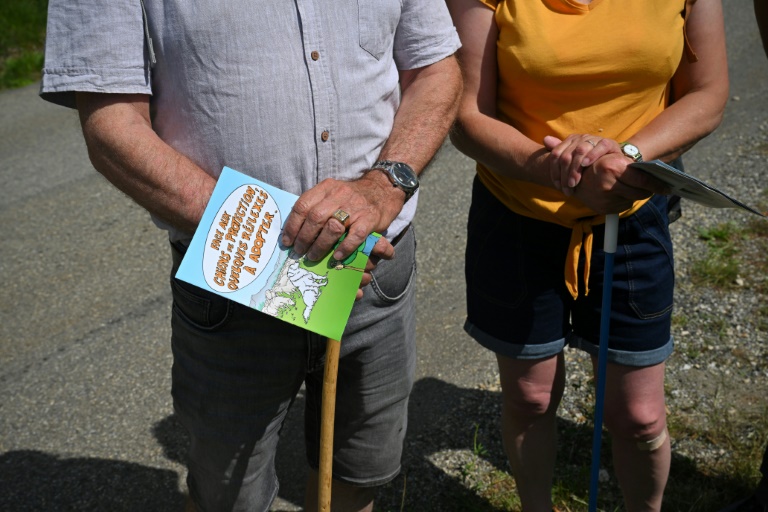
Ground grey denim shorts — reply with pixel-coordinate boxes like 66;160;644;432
169;225;417;511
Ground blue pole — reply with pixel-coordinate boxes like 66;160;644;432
588;213;619;512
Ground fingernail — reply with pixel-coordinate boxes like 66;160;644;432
581;159;591;167
281;235;290;246
333;251;343;261
568;178;576;188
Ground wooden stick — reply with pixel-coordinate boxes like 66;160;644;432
318;337;341;512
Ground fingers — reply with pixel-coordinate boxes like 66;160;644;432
330;221;380;262
571;153;657;214
307;214;349;261
619;168;671;195
610;180;655;203
355;271;372;301
280;180;360;261
355;245;388;302
369;237;395;261
581;138;619;168
543;135;562;151
547;135;620;196
281;178;397;262
572;181;646;214
359;271;372;288
281;187;327;254
547;135;593;194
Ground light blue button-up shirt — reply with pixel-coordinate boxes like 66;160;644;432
41;0;461;243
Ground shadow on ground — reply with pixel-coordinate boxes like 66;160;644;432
0;378;758;512
0;450;185;511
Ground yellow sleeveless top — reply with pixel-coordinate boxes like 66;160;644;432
476;0;687;298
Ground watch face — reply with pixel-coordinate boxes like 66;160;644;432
623;144;640;157
391;163;418;190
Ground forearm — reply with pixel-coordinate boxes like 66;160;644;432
450;111;553;187
627;88;727;163
357;55;464;222
377;56;463;174
447;0;553;189
282;55;464;260
76;93;216;234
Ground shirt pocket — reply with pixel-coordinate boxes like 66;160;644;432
357;0;401;60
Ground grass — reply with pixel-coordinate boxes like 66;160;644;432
691;189;768;291
665;400;768;510
690;222;743;288
0;0;48;90
452;388;768;512
451;282;768;512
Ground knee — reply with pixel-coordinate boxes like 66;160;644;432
604;401;667;443
503;385;559;422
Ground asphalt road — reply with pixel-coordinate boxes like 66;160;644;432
1;3;766;511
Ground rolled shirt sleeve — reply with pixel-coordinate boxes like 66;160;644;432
40;0;151;108
394;0;462;70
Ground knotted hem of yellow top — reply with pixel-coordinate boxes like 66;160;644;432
565;199;647;299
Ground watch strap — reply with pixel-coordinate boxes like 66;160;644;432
371;160;418;201
619;142;643;163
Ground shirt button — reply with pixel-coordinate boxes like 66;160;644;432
321;131;329;142
311;51;320;61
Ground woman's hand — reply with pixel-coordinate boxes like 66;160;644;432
544;134;621;196
570;152;669;214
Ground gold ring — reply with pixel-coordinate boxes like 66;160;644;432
332;209;350;227
586;139;597;147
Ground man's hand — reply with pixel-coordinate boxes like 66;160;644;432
281;54;461;293
280;171;400;263
355;253;381;301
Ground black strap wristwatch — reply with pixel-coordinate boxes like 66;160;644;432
370;160;419;202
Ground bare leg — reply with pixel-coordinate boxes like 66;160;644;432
597;360;669;512
497;353;566;512
305;468;375;512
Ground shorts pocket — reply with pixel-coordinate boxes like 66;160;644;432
171;277;233;330
621;198;675;319
370;226;416;303
357;0;400;60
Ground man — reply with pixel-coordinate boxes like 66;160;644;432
40;2;461;511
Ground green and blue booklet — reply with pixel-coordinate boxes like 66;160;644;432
175;166;380;340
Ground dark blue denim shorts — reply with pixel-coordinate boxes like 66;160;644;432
464;177;674;367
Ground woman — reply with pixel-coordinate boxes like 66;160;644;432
446;0;729;510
